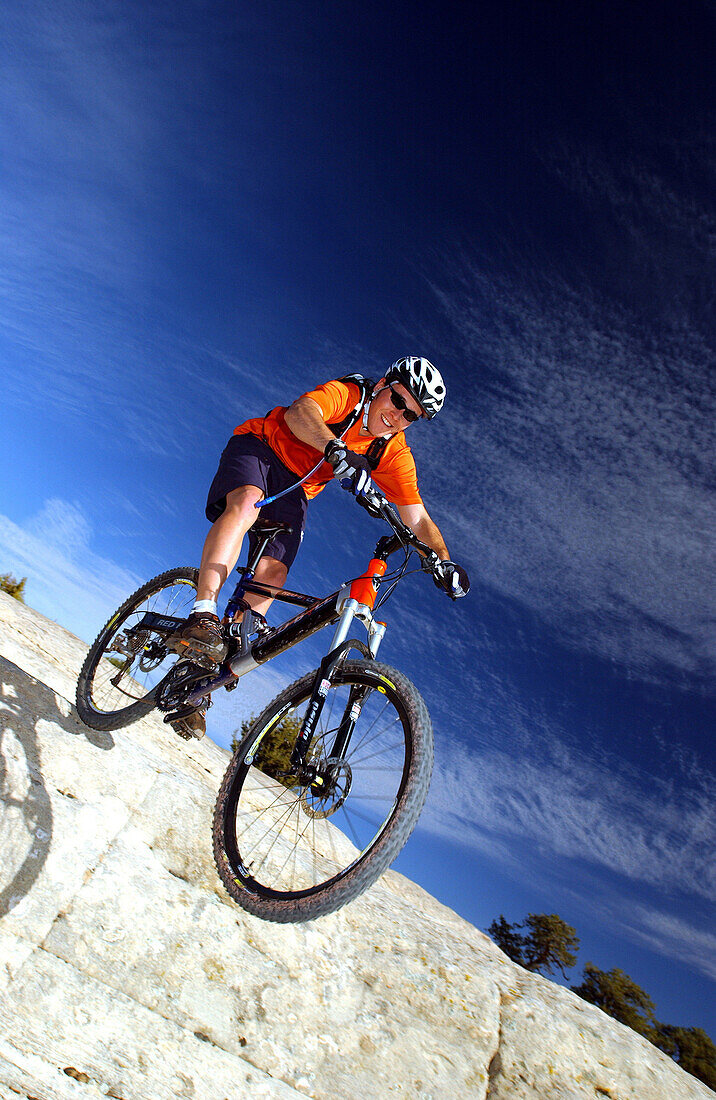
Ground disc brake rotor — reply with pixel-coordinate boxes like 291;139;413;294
300;758;352;819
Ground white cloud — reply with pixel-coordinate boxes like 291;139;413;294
620;907;716;985
417;254;715;688
0;499;140;644
422;731;716;904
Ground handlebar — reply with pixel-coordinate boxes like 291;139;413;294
354;486;442;574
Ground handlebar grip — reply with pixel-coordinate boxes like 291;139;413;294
354;487;385;518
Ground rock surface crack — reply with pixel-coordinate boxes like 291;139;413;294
486;990;507;1100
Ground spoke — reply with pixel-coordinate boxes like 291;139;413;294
339;792;398;801
323;813;340;870
290;810;301;889
347;765;403;774
340;803;363;849
245;800;302;879
236;783;299;831
235;784;297;828
349;741;406;767
311;810;318;887
322;685;339;743
348;713;402;759
339;799;396;831
347;695;391;753
272;805;305;885
351;708;402;752
242;799;298;854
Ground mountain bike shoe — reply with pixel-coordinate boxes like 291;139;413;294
165;704;207;740
167;611;227;665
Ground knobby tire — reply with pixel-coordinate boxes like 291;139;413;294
76;567;199;731
212;659;434;922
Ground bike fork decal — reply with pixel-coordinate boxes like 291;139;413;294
291;678;330;766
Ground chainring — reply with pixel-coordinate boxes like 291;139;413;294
155;660;211;713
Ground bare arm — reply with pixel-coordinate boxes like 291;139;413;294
283;396;335;452
285;399;451;560
396;502;450;560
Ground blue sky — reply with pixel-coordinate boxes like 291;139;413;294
1;0;714;1036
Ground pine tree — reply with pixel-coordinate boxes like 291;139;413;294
486;913;579;977
0;573;26;602
486;915;526;967
571;964;657;1040
232;712;307;790
655;1024;716;1091
522;913;580;977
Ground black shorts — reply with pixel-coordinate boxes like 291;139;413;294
206;434;308;568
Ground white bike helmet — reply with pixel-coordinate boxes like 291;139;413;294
385;356;445;419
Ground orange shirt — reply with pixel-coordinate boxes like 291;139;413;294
234;379;423;505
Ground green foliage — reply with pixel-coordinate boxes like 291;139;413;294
487;912;716;1090
486;913;579;977
523;913;580;977
654;1025;716;1091
486;915;526;967
571;964;657;1040
0;573;26;602
232;711;306;789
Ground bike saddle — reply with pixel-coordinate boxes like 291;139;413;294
250;517;294;537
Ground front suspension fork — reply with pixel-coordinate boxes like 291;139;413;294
289;599;385;770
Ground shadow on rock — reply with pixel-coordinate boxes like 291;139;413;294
0;654;113;916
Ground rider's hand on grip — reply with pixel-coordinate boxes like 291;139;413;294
433;559;470;599
354;485;385;518
324;439;374;496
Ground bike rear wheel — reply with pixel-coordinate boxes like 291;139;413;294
76;567;199;731
212;659;434;922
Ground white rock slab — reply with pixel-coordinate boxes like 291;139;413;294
0;591;710;1099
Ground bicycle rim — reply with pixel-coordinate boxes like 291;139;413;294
80;570;198;720
221;668;415;902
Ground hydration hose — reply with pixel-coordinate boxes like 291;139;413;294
254;453;327;508
254;385;390;509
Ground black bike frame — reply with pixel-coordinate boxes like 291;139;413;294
178;491;437;768
236;580;342;665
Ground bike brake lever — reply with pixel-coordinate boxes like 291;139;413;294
421;550;441;573
354;488;385;518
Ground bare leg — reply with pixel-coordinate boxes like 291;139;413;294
197;485;264;602
240;555;288;619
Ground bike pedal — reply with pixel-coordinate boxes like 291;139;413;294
173;643;220;670
166;710;206;740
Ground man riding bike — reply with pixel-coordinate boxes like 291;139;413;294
169;356;469;733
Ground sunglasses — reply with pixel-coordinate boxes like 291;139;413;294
387;385;422;423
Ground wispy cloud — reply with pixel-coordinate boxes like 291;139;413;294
0;499;141;643
544;138;716;256
619;907;716;986
428;727;715;896
415;180;714;688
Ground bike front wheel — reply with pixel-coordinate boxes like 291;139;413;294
212;659;434;922
76;567;199;731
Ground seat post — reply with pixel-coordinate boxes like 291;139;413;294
245;532;272;574
223;520;292;625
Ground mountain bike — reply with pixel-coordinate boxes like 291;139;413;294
76;487;454;922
